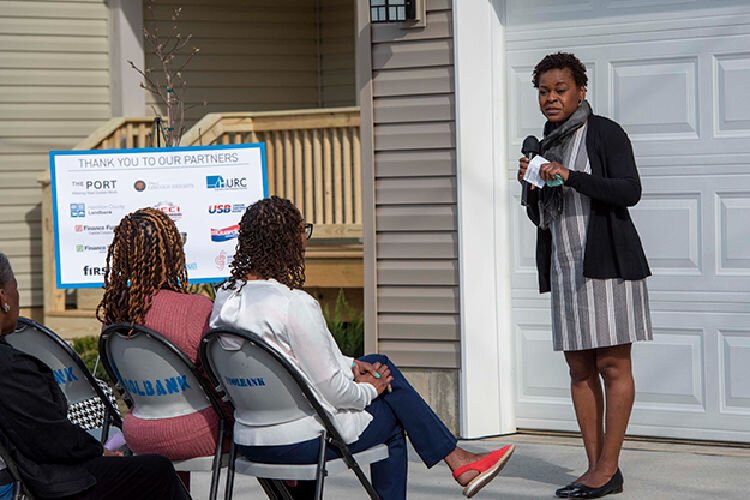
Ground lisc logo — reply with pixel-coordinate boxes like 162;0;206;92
70;203;85;218
134;180;147;192
206;175;247;190
210;225;240;242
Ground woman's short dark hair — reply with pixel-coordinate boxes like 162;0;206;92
532;52;588;88
0;252;12;287
226;196;305;290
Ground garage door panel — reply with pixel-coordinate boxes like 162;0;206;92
716;192;750;276
632;328;705;410
631;192;702;275
719;330;750;415
515;323;569;404
611;57;698;140
715;53;750;138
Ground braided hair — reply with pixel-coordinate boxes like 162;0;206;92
96;207;188;326
226;196;306;290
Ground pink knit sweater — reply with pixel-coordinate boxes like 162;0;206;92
121;290;219;461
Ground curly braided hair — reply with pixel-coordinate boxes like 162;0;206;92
96;207;188;326
226;196;305;290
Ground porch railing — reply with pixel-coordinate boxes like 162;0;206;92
182;107;362;238
38;108;363;337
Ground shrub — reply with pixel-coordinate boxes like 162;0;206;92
323;289;364;358
70;336;110;383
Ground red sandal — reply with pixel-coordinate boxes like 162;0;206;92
452;444;515;498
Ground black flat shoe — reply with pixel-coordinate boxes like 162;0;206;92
569;469;623;498
555;482;583;498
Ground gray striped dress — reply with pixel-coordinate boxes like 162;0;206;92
550;124;653;351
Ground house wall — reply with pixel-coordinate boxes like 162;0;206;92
320;0;356;107
0;0;110;311
144;0;356;125
358;0;460;429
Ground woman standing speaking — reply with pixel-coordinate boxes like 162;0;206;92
518;52;652;499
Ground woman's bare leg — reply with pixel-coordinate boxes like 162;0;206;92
581;344;634;487
564;349;604;483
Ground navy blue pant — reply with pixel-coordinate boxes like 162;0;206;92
239;354;457;500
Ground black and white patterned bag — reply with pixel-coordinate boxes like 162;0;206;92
67;379;121;430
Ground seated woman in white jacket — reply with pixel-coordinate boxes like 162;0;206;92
209;196;515;499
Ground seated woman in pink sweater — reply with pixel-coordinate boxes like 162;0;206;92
96;207;221;461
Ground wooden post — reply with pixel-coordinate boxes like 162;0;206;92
313;129;323;224
342;128;353;224
303;130;313;220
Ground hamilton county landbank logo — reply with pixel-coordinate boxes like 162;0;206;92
210;225;240;242
206;175;247;190
134;180;147;192
70;203;85;218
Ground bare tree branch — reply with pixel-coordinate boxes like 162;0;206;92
129;0;204;147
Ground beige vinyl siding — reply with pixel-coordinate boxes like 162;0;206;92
0;0;110;308
319;0;355;107
144;0;319;123
144;0;356;123
369;1;458;369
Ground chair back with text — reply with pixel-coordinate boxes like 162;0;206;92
200;327;384;500
99;324;216;420
6;317;121;439
200;330;316;428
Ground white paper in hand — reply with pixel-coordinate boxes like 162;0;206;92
524;155;548;189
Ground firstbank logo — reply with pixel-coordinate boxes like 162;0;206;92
83;265;106;276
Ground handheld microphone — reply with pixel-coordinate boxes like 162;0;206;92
521;135;541;207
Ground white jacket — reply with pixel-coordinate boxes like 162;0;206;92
209;279;376;446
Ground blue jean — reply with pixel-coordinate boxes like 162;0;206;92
238;354;457;500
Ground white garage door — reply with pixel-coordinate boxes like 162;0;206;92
506;0;750;441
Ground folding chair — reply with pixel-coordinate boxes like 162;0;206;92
6;317;121;443
99;323;229;500
200;327;388;500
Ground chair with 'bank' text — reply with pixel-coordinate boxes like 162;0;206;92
200;327;388;500
6;317;121;443
99;323;229;500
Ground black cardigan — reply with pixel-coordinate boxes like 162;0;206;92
0;338;102;498
526;114;651;293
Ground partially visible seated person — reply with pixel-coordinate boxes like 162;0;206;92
96;208;223;462
209;196;516;500
0;252;188;500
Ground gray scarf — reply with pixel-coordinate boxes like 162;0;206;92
538;100;592;229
